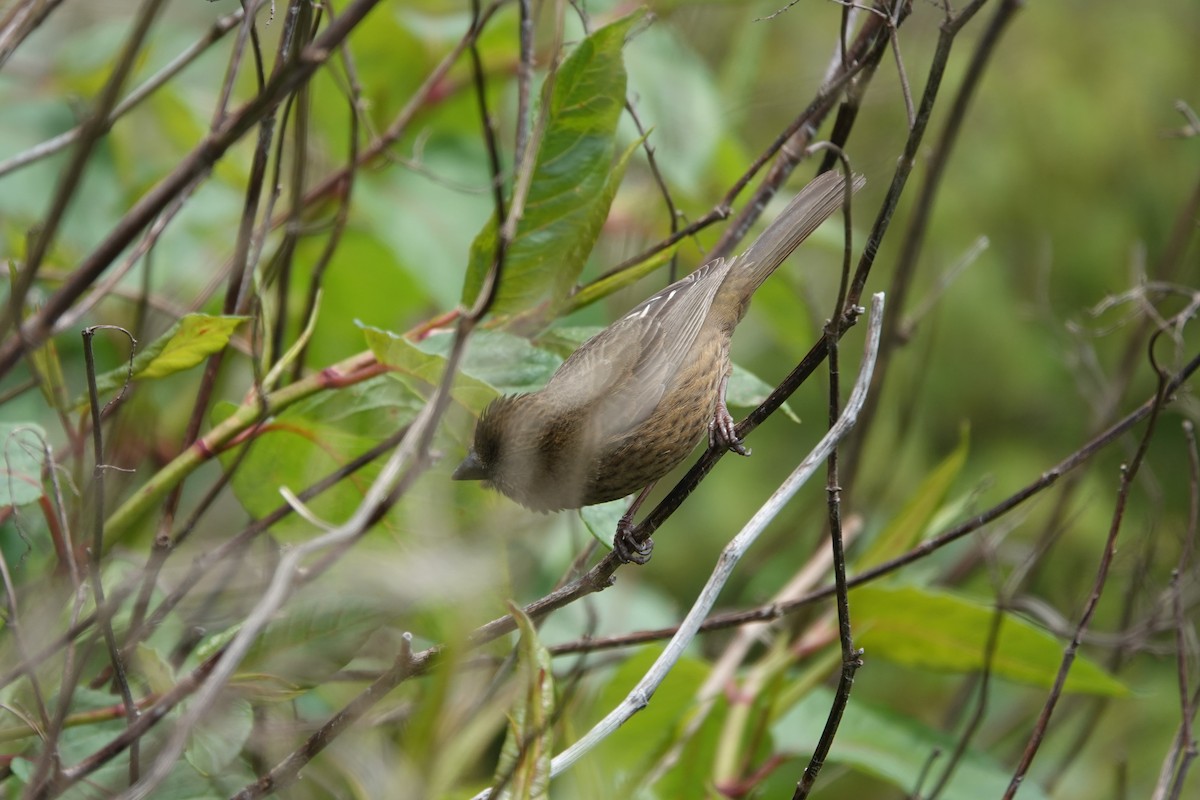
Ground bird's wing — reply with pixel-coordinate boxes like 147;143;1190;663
547;258;733;427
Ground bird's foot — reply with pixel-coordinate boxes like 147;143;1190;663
709;402;751;456
613;514;653;565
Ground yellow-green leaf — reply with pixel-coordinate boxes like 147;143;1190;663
79;313;248;406
853;585;1128;696
495;602;554;800
138;314;247;379
856;425;969;570
463;11;645;318
363;325;499;415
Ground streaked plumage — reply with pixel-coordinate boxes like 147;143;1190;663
454;170;862;513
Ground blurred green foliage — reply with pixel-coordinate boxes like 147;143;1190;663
0;1;1197;798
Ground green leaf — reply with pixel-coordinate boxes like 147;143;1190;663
241;594;385;687
852;585;1128;696
131;314;247;379
773;686;1051;800
462;11;644;317
562;241;679;314
591;645;710;781
856;426;969;570
216;375;422;524
579;497;628;549
29;337;69;411
0;422;48;506
417;329;562;396
726;362;799;423
364;325;499;415
495;603;554;800
185;699;253;777
83;314;248;404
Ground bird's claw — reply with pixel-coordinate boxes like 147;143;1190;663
709;404;751;457
613;515;653;565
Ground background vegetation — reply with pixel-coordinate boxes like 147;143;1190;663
0;0;1197;798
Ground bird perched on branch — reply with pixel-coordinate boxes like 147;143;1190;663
454;169;862;562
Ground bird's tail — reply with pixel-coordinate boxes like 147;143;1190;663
720;170;865;309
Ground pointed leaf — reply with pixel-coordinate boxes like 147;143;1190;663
856;426;969;570
83;314;248;404
773;687;1051;800
364;325;500;415
132;314;247;379
463;11;644;317
853;585;1127;695
495;603;554;800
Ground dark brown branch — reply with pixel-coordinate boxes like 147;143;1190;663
45;651;222;794
1002;333;1174;799
81;326;141;786
0;0;388;378
545;349;1199;657
845;0;1022;476
794;146;861;800
0;0;169;349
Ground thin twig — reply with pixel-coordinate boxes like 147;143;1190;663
844;0;1021;477
1152;419;1200;800
228;639;418;800
111;4;519;795
0;0;388;377
0;0;169;348
112;371;448;799
513;0;534;174
291;2;362;379
0;6;247;179
1002;331;1174;799
49;650;223;793
927;603;1005;799
543;349;1200;656
0;521;51;738
793;145;861;800
0;0;68;68
81;325;141;786
592;6;894;288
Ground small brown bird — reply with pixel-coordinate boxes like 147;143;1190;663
454;170;860;559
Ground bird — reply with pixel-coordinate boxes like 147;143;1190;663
453;169;861;561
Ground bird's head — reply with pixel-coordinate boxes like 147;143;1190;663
453;394;524;484
452;393;589;512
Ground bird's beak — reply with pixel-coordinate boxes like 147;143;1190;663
452;449;487;481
